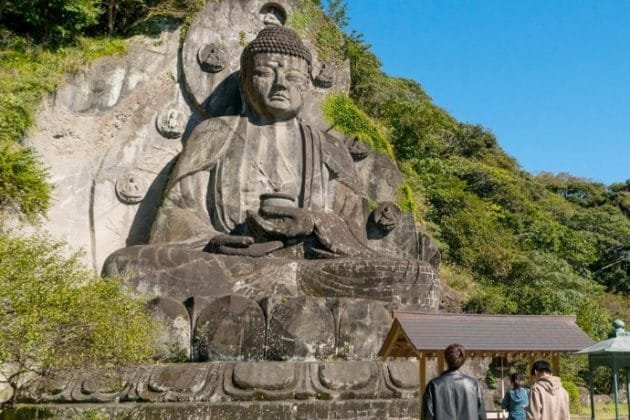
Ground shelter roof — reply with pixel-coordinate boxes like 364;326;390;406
379;312;594;358
575;335;630;355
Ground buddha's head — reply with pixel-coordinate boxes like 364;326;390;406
240;26;312;123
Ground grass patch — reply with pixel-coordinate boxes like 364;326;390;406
574;401;629;419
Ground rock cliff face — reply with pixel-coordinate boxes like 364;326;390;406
26;0;376;272
27;25;185;271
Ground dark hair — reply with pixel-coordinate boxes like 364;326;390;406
445;343;466;370
510;372;525;390
531;360;551;376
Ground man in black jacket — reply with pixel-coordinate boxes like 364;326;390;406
422;343;487;420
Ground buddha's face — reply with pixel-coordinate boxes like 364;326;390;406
244;52;309;122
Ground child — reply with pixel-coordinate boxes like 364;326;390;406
501;372;529;420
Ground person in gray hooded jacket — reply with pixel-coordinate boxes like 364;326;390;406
422;343;487;420
526;360;570;420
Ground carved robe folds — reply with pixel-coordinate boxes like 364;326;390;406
103;110;441;362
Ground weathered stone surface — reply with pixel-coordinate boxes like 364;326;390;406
25;25;184;271
147;296;191;361
146;364;217;396
299;259;440;309
333;299;392;359
232;362;296;391
0;369;14;404
387;360;420;390
16;360;420;405
1;399;420;420
318;362;375;391
264;296;335;360
194;295;265;361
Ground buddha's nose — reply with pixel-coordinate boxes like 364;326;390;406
274;70;288;88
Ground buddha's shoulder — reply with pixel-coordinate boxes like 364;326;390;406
300;121;347;149
176;116;244;171
188;115;244;140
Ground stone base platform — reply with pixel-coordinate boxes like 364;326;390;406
5;360;420;419
3;400;419;419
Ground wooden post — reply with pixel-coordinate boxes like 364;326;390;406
551;353;560;376
419;352;426;401
528;354;536;387
437;351;445;374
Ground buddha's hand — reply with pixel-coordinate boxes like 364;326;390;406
203;234;283;257
246;205;315;239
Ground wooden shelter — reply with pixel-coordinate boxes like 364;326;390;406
378;312;594;397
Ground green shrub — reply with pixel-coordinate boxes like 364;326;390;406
0;231;156;403
289;0;346;64
321;93;394;159
0;142;51;216
485;370;497;390
1;0;102;44
562;379;582;414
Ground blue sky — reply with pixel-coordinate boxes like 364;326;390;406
341;0;629;185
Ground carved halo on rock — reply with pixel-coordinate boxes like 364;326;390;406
197;43;227;73
155;108;185;139
314;62;335;88
372;201;402;232
115;170;150;204
259;3;287;27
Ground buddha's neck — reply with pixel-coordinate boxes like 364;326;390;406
249;117;300;138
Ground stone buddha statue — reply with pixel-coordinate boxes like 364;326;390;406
103;26;439;361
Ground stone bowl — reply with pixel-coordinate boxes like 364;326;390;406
259;192;297;208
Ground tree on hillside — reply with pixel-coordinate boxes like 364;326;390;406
0;0;102;43
0;232;156;405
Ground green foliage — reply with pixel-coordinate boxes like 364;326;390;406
325;0;349;29
1;0;102;44
0;231;156;401
0;141;51;216
484;370;497;390
396;183;416;215
600;293;630;324
562;379;582;414
320;93;421;220
289;0;346;64
321;93;393;158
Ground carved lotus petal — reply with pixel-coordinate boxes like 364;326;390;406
233;362;295;390
318;362;373;390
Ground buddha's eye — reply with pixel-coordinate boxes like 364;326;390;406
254;67;274;78
286;72;306;83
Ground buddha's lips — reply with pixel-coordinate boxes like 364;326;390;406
270;93;289;101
